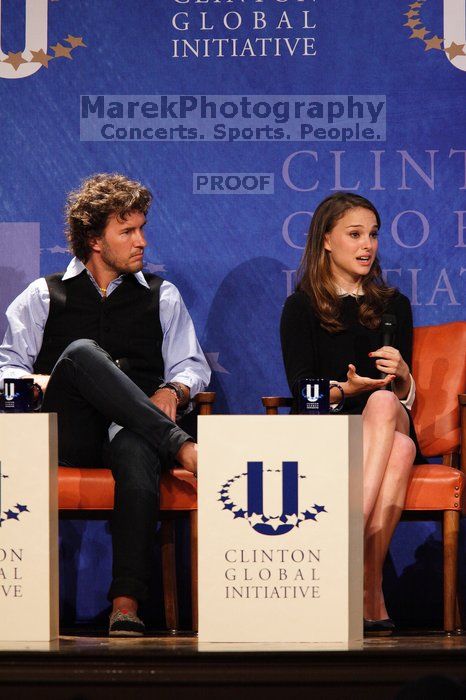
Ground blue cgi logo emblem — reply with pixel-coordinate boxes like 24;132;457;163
0;461;30;527
218;461;327;536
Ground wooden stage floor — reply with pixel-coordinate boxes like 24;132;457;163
1;631;466;699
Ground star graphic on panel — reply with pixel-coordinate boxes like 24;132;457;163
218;496;228;502
15;504;29;513
410;2;423;8
223;502;234;511
285;514;299;526
444;42;466;59
51;43;73;59
2;52;27;71
404;18;421;28
424;36;443;51
4;510;19;520
302;510;317;521
404;10;419;18
64;35;87;48
205;353;229;374
248;513;263;527
410;27;429;40
144;262;166;274
233;509;246;519
267;517;283;531
47;245;69;254
313;504;327;513
30;49;53;67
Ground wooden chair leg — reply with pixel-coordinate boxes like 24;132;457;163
161;518;179;632
443;510;460;633
190;510;198;633
455;594;462;632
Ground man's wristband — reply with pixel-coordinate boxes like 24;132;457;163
157;382;185;404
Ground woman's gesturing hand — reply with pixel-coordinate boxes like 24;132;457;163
369;346;410;382
342;364;395;397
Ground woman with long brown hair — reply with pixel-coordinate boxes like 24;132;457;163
280;192;420;634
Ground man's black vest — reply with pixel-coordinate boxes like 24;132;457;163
34;270;165;396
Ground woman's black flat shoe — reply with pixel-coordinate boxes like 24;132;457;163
364;618;395;636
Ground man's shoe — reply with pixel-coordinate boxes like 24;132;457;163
109;609;145;637
363;618;395;636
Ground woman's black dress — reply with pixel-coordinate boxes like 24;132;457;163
280;290;423;462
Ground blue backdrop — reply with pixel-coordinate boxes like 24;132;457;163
0;0;465;628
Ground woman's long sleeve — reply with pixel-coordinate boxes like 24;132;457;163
280;293;318;397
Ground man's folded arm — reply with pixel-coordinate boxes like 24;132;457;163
158;281;211;405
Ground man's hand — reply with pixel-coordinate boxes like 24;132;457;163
150;387;178;421
340;364;395;398
176;441;197;475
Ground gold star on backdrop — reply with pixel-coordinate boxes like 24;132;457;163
404;10;419;18
444;41;466;59
51;43;73;59
410;2;423;8
30;48;53;67
64;35;87;48
410;27;429;40
2;51;27;71
424;35;443;51
404;18;421;28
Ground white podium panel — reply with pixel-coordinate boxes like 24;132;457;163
198;415;363;650
0;414;58;641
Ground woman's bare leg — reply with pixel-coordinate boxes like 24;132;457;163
362;391;410;525
364;431;416;620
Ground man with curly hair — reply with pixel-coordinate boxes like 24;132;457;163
0;173;210;637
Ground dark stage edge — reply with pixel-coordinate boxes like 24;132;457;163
1;631;466;699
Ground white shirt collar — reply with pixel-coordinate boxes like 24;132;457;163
62;257;150;289
335;284;364;298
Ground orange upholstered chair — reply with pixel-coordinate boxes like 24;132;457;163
262;322;466;633
58;391;215;632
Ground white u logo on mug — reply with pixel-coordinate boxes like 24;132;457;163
305;383;320;402
0;0;48;80
4;381;15;402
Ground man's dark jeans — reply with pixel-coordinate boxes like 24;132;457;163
41;339;192;602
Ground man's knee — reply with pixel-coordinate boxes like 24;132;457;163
60;338;100;363
108;429;160;492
